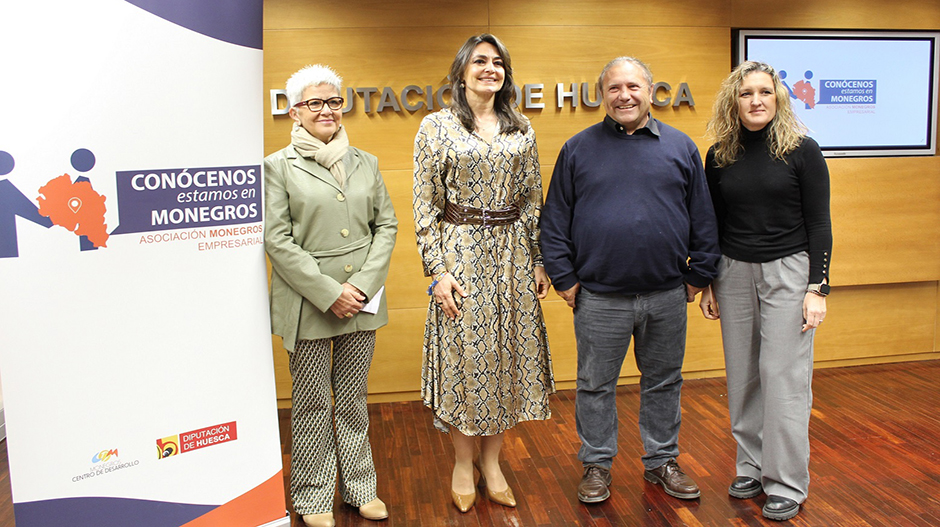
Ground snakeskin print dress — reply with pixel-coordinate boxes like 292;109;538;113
413;108;555;436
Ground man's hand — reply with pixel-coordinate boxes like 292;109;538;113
685;283;706;303
556;282;580;309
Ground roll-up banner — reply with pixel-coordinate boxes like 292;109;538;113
0;1;288;526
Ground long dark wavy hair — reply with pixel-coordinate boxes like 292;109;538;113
447;34;527;135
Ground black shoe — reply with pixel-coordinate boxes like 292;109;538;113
728;476;762;499
763;495;800;521
578;465;611;503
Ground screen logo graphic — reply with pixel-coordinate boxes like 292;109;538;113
781;69;877;109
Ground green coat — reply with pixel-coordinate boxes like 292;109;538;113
264;144;398;350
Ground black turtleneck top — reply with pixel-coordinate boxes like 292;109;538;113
704;128;832;285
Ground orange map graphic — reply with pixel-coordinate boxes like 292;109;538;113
793;79;816;109
37;174;109;248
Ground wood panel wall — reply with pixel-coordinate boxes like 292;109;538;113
262;0;940;405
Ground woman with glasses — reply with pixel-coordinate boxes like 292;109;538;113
265;64;397;527
413;34;555;513
700;61;831;521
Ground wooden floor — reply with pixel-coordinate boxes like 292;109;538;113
1;360;939;526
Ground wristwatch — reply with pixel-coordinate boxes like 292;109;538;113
806;283;830;297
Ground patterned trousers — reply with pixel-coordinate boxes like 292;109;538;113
290;331;378;515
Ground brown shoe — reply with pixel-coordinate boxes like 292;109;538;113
578;464;612;503
643;459;700;499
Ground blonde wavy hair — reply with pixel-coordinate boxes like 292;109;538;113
706;61;807;167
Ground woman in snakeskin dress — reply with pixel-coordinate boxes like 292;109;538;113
413;33;555;513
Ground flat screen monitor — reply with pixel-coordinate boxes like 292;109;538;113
737;30;939;157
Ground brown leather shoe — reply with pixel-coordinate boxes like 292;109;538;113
643;459;700;499
578;465;612;503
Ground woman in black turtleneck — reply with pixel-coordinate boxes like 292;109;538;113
700;61;832;522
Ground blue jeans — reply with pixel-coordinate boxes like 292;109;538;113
574;286;687;471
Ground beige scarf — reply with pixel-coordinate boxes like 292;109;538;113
291;122;349;188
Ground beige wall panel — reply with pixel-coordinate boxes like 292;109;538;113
936;282;940;352
541;299;578;382
264;0;488;30
272;336;292;402
369;307;427;394
494;26;731;159
731;0;940;29
685;306;726;372
490;0;731;28
378;169;429;310
828;157;940;286
263;27;487;168
815;282;938;362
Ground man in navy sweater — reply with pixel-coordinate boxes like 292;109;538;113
541;57;720;504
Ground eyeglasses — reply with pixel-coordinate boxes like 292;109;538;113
292;97;344;112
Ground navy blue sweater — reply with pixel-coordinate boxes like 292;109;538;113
541;117;720;295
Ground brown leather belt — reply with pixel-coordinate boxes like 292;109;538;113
442;200;521;227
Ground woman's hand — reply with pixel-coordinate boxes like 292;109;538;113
700;286;720;320
802;292;827;332
534;266;552;299
432;273;467;321
329;283;366;319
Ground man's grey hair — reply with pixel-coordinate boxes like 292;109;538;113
598;56;653;90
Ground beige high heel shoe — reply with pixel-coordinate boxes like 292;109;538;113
301;512;334;527
475;462;517;508
451;465;479;513
451;487;476;513
358;498;389;520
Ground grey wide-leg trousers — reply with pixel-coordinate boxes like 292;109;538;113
713;253;814;503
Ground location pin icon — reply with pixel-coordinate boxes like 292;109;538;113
68;197;83;213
